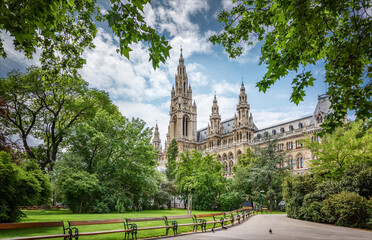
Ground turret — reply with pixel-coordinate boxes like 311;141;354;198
153;123;162;153
209;94;222;135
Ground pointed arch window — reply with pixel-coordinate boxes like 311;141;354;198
183;116;189;137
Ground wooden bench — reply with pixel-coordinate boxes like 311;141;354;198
163;215;204;235
124;216;173;240
0;221;69;240
68;219;133;240
193;213;228;232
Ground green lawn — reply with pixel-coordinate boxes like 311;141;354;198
0;209;224;240
0;209;286;239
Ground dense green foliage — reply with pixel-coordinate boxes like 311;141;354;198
165;139;178;181
305;120;372;179
211;0;372;132
218;190;245;211
0;67;115;171
53;109;160;213
175;151;226;210
0;151;52;222
321;191;370;228
231;139;288;211
0;0;171;73
283;120;372;228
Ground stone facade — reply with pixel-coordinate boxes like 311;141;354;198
153;52;331;176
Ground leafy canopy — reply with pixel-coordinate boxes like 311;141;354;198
304;119;372;180
165;139;178;181
0;0;171;73
211;0;372;132
175;151;226;210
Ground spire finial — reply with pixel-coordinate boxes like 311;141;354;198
180;45;183;57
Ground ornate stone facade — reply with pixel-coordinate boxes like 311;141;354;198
153;52;331;176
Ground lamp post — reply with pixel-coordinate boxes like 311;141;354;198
260;190;265;214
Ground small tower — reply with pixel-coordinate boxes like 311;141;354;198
209;94;222;135
233;82;255;142
153;123;162;153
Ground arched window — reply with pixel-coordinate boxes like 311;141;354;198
289;125;294;131
257;134;261;139
280;127;285;133
272;130;276;135
182;116;189;136
298;122;303;128
229;161;234;173
173;116;177;138
224;162;228;172
288;156;293;169
297;156;303;168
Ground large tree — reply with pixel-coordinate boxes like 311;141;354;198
175;151;226;211
54;109;159;212
0;67;115;171
211;0;372;132
0;0;171;73
304;119;372;180
165;139;178;181
232;140;288;211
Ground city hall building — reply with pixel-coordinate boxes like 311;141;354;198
152;52;331;176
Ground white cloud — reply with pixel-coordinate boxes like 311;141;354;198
80;28;172;102
115;100;169;144
0;31;40;73
212;80;240;95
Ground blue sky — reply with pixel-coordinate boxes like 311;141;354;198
0;0;327;145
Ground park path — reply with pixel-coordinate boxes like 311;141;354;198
170;214;372;240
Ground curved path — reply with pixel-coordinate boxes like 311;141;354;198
172;214;371;240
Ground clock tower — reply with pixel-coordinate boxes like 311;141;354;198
167;49;197;147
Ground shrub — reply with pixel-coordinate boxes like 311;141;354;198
321;191;370;228
219;191;245;211
0;151;52;222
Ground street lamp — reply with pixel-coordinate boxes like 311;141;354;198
260;190;265;214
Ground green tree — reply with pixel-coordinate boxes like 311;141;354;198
0;67;115;171
211;0;372;131
232;140;288;211
0;0;171;73
175;151;226;211
0;151;52;222
165;139;178;181
54;109;159;213
304;120;372;180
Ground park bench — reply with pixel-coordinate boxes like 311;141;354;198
0;221;69;240
193;213;228;232
124;216;176;240
163;215;205;236
68;219;133;240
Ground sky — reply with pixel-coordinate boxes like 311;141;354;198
0;0;328;147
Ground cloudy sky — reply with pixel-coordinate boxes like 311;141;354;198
0;0;327;146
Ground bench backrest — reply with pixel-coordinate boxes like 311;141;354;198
0;221;64;230
68;219;123;227
125;217;163;223
165;215;193;220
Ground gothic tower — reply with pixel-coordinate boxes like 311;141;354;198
233;82;254;142
167;49;197;145
209;94;222;135
153;123;162;152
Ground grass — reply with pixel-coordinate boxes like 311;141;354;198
0;209;286;239
0;209;224;240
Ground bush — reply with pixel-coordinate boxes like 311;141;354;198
321;191;370;228
219;191;245;211
57;170;101;213
0;151;52;222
